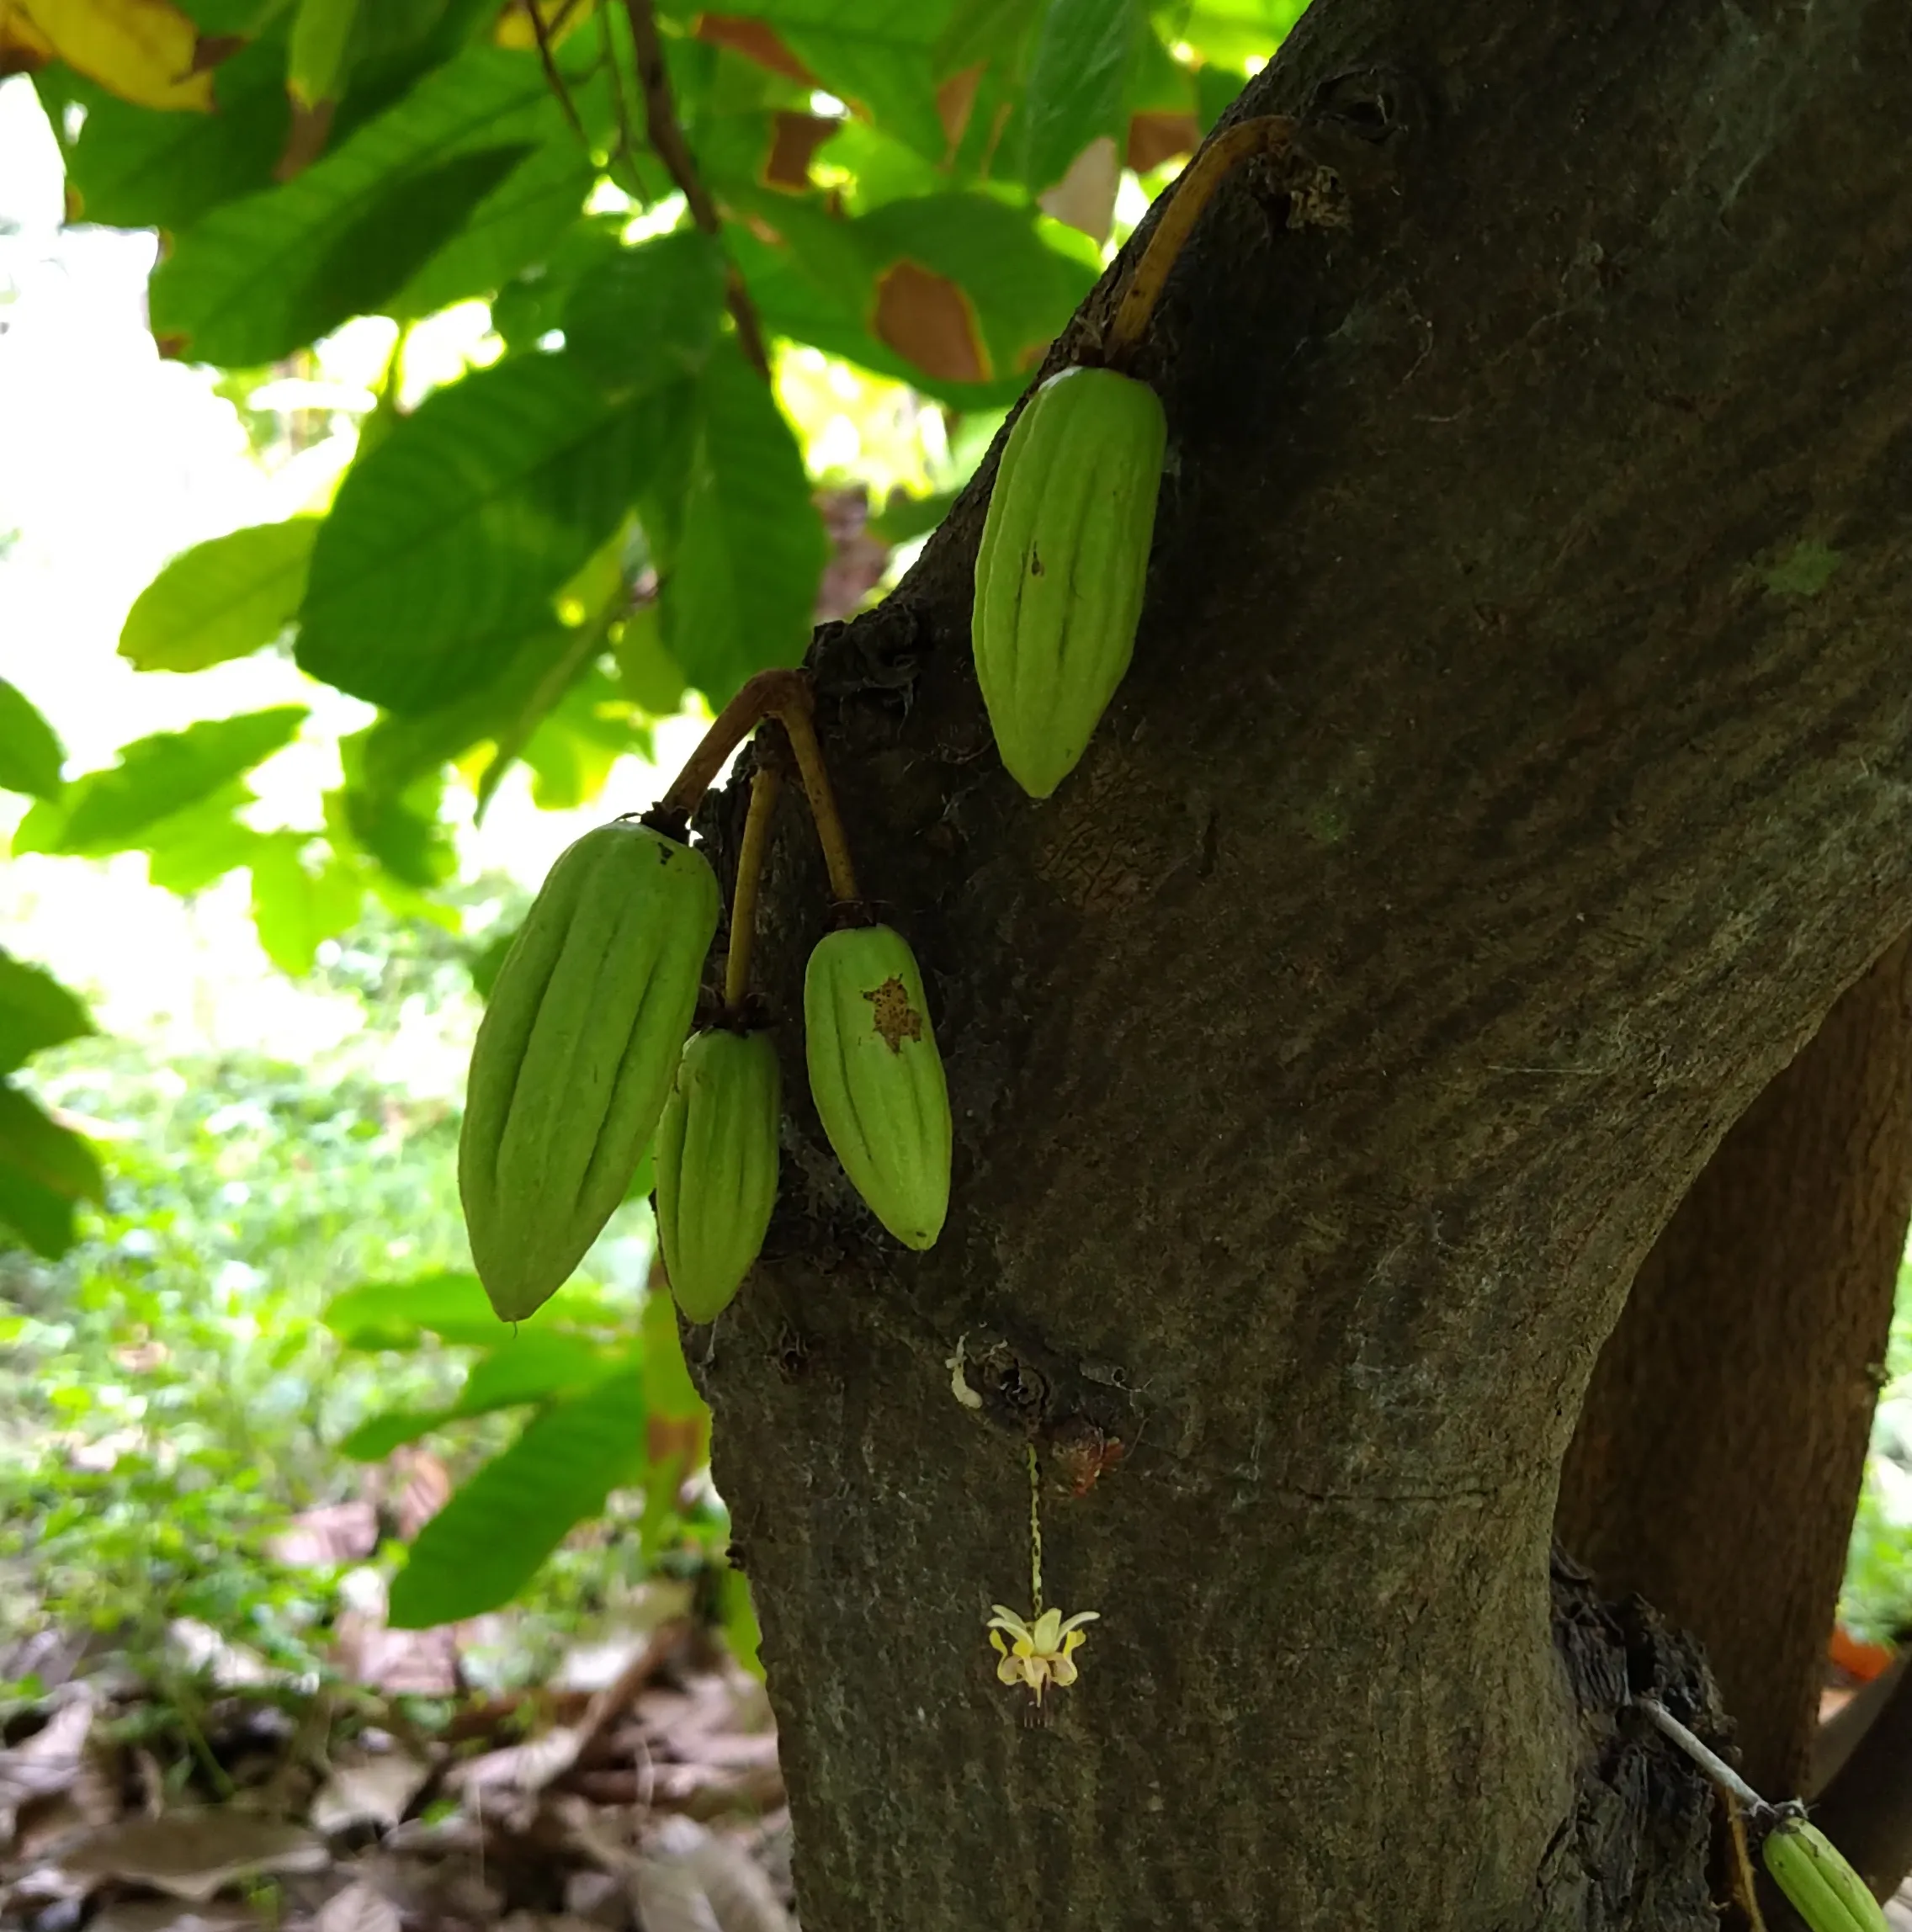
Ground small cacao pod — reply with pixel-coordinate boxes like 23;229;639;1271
654;1027;782;1324
970;364;1167;799
459;819;719;1322
804;924;951;1250
1762;1818;1888;1932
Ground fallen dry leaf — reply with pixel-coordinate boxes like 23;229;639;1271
269;1502;380;1570
448;1722;586;1799
635;1817;789;1932
88;1901;263;1932
0;1694;93;1844
313;1878;401;1932
60;1811;329;1903
308;1752;431;1835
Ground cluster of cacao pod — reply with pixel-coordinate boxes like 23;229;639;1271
458;815;951;1329
970;362;1167;799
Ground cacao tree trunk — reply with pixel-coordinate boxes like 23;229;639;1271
691;2;1912;1926
1557;935;1912;1802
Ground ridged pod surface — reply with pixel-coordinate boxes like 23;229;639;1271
1762;1818;1889;1932
971;364;1167;798
655;1027;782;1324
459;820;719;1321
804;924;951;1249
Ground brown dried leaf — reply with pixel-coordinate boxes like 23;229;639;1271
872;261;988;383
937;63;982;153
693;14;815;88
630;1854;723;1932
87;1902;263;1932
1126;110;1200;173
392;1448;450;1541
314;1880;401;1932
269;1501;379;1569
309;1753;431;1835
1037;134;1120;244
639;1818;789;1932
59;1811;329;1903
0;1696;93;1844
763;111;836;191
448;1723;585;1798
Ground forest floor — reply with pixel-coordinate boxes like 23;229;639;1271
0;1497;792;1932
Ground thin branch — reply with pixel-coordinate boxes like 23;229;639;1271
622;0;773;380
1106;115;1298;368
527;0;590;151
597;1;638;186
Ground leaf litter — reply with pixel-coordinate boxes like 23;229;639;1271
1;1601;794;1932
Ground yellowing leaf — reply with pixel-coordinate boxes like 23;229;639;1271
492;0;597;50
18;0;216;111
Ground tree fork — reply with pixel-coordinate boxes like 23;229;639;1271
1558;932;1912;1799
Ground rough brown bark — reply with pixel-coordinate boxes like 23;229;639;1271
1557;936;1912;1801
688;2;1912;1927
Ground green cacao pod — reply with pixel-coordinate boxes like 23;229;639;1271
459;819;719;1322
971;364;1167;799
654;1027;782;1324
804;924;951;1250
1763;1817;1888;1932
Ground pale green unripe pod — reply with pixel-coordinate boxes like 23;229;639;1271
1762;1816;1888;1932
804;924;951;1249
459;820;719;1323
971;364;1167;799
655;1027;782;1324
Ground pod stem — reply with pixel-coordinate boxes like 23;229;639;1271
660;666;864;911
722;765;781;1014
1105;115;1298;369
773;677;863;907
1634;1696;1774;1818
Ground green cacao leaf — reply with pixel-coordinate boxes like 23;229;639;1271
119;519;319;674
386;1364;645;1627
0;952;94;1078
0;678;66;801
296;353;684;713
